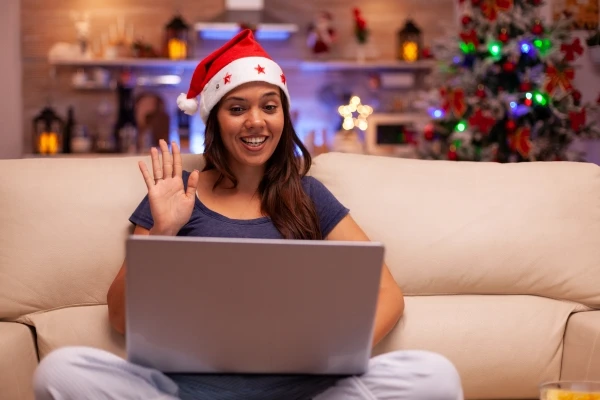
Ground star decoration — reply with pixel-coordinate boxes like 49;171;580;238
223;73;232;84
280;73;286;84
255;64;266;74
338;95;373;131
468;108;496;135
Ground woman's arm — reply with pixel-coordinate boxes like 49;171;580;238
325;214;405;347
107;225;150;335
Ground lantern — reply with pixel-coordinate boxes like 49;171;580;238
164;15;190;60
32;106;64;155
397;19;422;62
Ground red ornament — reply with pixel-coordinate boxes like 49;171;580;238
481;0;514;21
532;20;544;35
503;62;515;72
498;29;509;43
462;15;473;25
469;108;496;134
476;85;487;98
440;87;468;118
424;124;436;141
520;80;532;92
572;90;582;103
448;149;459;160
508;126;532;158
505;119;516;132
560;38;584;62
569;108;586;132
524;98;533;106
422;47;433;59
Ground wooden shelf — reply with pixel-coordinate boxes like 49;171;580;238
49;58;436;72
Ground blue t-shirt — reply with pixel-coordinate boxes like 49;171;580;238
129;171;349;239
128;171;351;400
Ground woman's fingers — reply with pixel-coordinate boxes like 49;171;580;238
160;139;173;179
150;146;162;182
172;141;182;178
138;161;154;190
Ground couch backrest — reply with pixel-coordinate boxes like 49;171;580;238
309;152;600;309
2;152;599;321
0;154;205;320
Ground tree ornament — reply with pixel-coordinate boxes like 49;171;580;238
569;108;586;132
520;80;532;92
572;90;582;104
532;20;544;35
476;84;487;98
544;64;574;95
508;126;532;158
469;108;496;134
424;123;436;140
503;61;515;72
462;15;473;26
448;148;459;160
440;87;467;118
560;38;584;62
505;119;516;132
498;28;509;43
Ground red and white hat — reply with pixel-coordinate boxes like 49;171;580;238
177;29;290;123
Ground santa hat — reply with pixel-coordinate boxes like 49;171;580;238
177;29;290;123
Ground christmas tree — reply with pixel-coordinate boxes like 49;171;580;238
416;0;600;162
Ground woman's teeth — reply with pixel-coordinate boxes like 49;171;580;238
241;137;267;147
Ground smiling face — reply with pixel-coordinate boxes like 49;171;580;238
216;81;285;169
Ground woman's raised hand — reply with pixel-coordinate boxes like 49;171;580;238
138;140;199;235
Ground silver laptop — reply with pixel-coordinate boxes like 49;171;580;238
125;235;384;375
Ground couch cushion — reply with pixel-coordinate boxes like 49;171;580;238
310;152;600;308
560;311;600;381
0;322;38;400
0;154;205;320
20;305;125;360
372;295;587;399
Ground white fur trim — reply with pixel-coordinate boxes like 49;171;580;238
177;93;199;116
199;56;290;123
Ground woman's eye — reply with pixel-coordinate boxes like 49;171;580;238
264;105;278;111
230;107;244;113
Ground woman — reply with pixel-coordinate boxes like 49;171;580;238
33;30;463;400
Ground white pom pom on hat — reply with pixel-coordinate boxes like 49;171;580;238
176;93;198;115
177;29;290;123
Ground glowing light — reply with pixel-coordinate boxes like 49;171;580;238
338;96;373;131
455;121;467;132
510;101;517;109
521;43;531;53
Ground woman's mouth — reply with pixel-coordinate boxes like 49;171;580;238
240;136;268;151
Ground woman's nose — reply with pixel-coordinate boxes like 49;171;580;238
244;108;266;131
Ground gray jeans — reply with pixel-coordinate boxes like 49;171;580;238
33;346;464;400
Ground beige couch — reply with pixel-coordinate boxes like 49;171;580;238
1;152;599;400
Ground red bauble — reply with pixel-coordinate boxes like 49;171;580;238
532;21;544;35
448;150;458;161
520;81;532;92
498;29;509;43
475;84;486;98
422;47;433;59
572;90;582;103
424;124;436;141
462;15;472;25
505;120;516;132
503;62;515;72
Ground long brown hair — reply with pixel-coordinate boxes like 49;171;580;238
202;90;322;240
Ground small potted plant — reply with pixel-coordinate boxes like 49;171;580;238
586;29;600;64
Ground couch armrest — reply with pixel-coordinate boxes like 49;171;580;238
561;311;600;380
0;322;38;400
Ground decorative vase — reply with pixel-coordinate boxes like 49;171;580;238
356;42;367;63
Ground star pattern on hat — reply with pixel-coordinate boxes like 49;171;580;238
255;64;266;74
280;73;286;85
223;73;232;84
